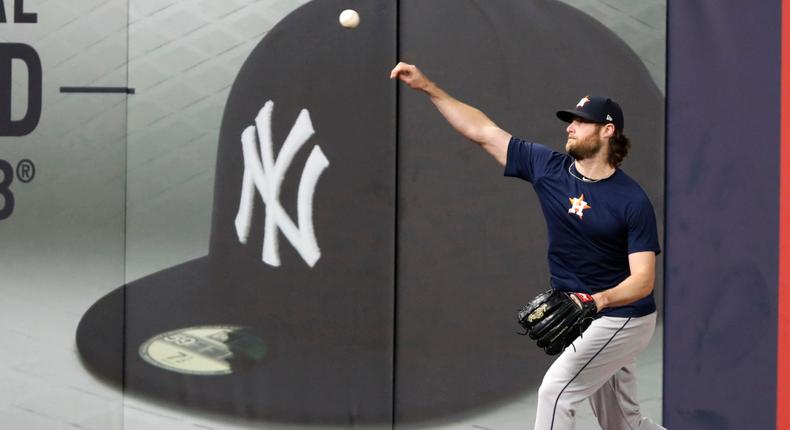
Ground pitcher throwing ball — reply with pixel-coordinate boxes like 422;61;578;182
390;62;666;430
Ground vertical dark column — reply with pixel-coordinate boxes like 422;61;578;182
396;0;663;424
665;0;779;428
392;1;400;429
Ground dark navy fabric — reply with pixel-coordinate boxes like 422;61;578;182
504;137;660;317
665;0;779;427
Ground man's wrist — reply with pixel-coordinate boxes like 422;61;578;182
592;292;607;312
422;80;438;95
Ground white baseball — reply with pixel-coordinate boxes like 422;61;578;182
339;9;360;29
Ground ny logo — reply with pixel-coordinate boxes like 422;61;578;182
234;101;330;267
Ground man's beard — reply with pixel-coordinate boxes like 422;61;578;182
566;134;604;160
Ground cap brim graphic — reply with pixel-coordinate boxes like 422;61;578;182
77;255;396;423
76;0;664;424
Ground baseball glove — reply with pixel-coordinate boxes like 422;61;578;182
517;289;598;355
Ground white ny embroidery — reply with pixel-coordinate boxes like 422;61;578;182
234;101;330;267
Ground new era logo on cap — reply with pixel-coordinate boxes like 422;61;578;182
557;95;625;131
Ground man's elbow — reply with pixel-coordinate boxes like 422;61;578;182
637;274;655;300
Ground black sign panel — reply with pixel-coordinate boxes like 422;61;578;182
396;0;663;422
78;0;397;424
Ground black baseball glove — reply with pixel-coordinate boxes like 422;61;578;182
517;289;598;355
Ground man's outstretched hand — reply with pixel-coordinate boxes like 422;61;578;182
390;62;432;92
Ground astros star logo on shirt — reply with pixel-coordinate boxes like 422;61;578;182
568;194;591;219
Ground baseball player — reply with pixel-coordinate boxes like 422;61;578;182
390;62;666;430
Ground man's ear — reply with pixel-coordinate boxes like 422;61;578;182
600;123;616;139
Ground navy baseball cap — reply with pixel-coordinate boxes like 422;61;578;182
557;95;624;131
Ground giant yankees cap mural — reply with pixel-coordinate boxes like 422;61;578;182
77;0;662;424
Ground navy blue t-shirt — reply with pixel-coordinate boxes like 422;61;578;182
504;137;660;317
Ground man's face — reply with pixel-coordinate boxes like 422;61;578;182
565;118;604;160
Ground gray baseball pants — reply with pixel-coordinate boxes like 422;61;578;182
533;312;666;430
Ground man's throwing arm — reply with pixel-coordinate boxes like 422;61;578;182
390;62;511;166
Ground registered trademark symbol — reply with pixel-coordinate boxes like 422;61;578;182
16;159;35;183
